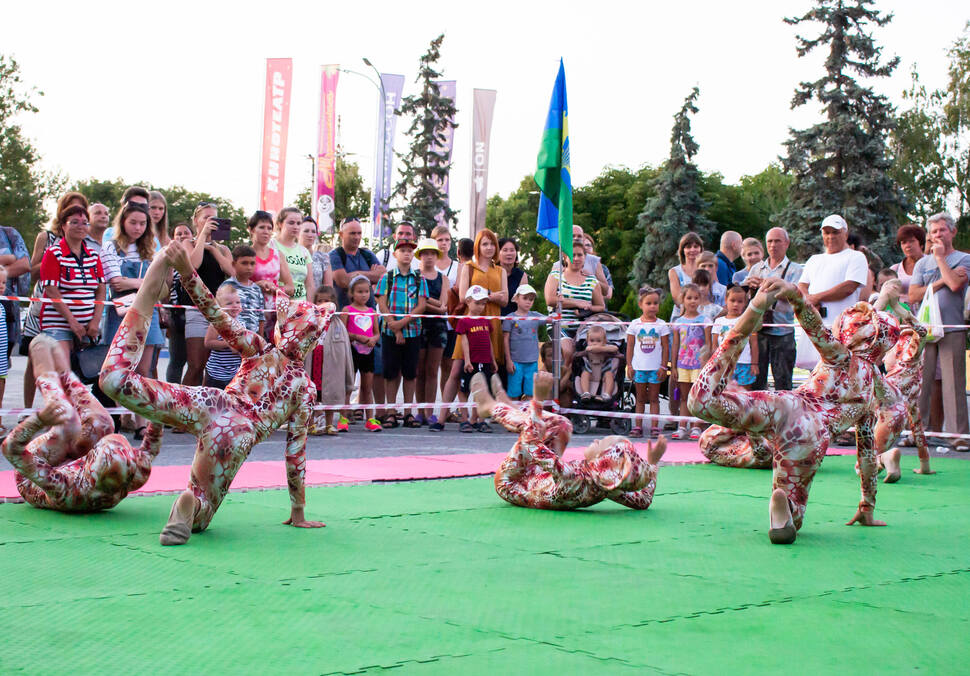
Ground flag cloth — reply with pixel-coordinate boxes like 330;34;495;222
534;59;572;260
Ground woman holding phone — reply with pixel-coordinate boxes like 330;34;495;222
177;202;233;386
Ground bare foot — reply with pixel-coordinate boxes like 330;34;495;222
769;488;796;545
913;457;936;475
160;490;196;546
469;373;495;419
880;448;901;483
490;374;513;405
647;435;667;465
533;372;554;402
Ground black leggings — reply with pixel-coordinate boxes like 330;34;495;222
166;311;187;384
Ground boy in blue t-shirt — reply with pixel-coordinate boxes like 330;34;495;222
502;284;546;399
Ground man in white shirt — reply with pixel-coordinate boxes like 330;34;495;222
797;215;869;327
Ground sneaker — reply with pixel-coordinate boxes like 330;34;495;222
579;392;593;404
689;427;701;440
364;418;383;432
672;427;686;440
336;416;350;432
429;422;445;432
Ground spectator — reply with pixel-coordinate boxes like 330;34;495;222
909;212;970;451
797;215;868;327
847;233;880;300
502;283;545;400
456;229;508;367
31;191;88;277
376;239;428;429
301;216;334;292
691;269;723;321
248;210;294;341
222;245;265;336
414;238;450;426
165;223;195;386
0;222;30;367
101;186;150;243
550;225;609;297
696;251;726;306
889;224;926;298
456;285;498;433
745;227;802;391
498;237;529;315
202;285;243;390
374;221;417;268
582;233;614;300
732;238;764;284
37;205;106;361
0;265;8;419
87;203;110;249
309;286;354;436
343;275;382;432
670;282;710;440
148;191;170;248
716;231;743;286
436;237;476;430
544;243;604;368
668;232;703;321
431;225;460;410
272;207;315;302
178;202;233;386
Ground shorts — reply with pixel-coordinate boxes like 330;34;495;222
677;367;701;384
203;374;231;390
634;369;665;384
42;328;75;342
507;361;538;398
184;309;209;339
459;362;495;395
444;329;457;359
382;334;421;380
421;322;448;350
373;335;383;376
734;363;756;386
352;348;375;374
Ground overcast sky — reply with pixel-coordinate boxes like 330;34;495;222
3;1;967;235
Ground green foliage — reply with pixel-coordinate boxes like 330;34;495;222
776;0;909;262
70;177;247;245
391;34;459;236
632;87;718;289
294;153;372;235
0;54;65;245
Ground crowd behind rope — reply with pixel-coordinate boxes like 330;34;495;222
0;186;966;450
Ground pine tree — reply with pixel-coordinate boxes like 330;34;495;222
391;34;458;236
632;87;717;289
776;0;909;261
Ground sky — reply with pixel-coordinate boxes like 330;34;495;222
3;1;967;236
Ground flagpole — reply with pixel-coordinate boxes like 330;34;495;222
553;237;563;403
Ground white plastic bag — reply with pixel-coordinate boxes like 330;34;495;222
917;285;944;343
794;325;820;371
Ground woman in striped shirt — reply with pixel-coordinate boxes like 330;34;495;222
543;246;605;368
38;205;107;360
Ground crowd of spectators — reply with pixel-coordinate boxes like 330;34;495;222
1;185;967;449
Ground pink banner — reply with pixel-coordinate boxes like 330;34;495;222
314;65;340;233
259;58;293;215
434;80;457;228
470;89;497;236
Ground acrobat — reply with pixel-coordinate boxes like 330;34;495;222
100;243;334;545
688;279;900;544
3;334;161;511
472;372;666;510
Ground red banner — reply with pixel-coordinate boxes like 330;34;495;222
314;65;339;233
259;58;293;215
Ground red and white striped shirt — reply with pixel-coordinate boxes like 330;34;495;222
39;239;105;331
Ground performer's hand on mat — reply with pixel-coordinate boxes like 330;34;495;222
284;507;325;529
846;508;886;527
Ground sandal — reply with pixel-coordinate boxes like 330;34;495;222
403;414;421;428
629;426;643;438
476;421;493;433
381;414;399;429
459;421;475;433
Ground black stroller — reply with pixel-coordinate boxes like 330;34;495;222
567;312;636;435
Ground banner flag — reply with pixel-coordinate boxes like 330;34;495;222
372;73;405;238
315;65;339;233
259;58;293;215
433;80;457;229
469;88;497;236
534;59;572;260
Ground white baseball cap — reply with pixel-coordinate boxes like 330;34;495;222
820;214;848;231
514;283;538;297
465;285;489;301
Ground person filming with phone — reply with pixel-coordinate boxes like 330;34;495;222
176;202;234;386
797;215;868;328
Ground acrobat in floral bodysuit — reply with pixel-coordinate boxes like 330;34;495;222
100;243;334;545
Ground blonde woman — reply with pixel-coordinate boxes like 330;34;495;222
273;207;315;302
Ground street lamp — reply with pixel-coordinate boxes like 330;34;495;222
362;57;389;249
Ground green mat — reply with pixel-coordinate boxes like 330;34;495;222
1;457;968;674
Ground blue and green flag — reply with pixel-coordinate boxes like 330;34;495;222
534;59;572;260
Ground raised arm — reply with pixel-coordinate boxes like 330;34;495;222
165;242;262;358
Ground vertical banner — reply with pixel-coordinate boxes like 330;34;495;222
469;88;497;236
372;73;405;239
315;65;340;233
259;58;293;215
433;80;458;229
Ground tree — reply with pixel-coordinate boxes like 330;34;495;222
942;23;970;218
294;152;372;233
391;34;458;236
0;54;64;244
776;0;909;262
632;87;717;290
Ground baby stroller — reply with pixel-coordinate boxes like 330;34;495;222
568;312;636;435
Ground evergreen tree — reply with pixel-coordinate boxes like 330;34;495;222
294;152;372;230
632;87;717;289
391;34;458;236
776;0;908;261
